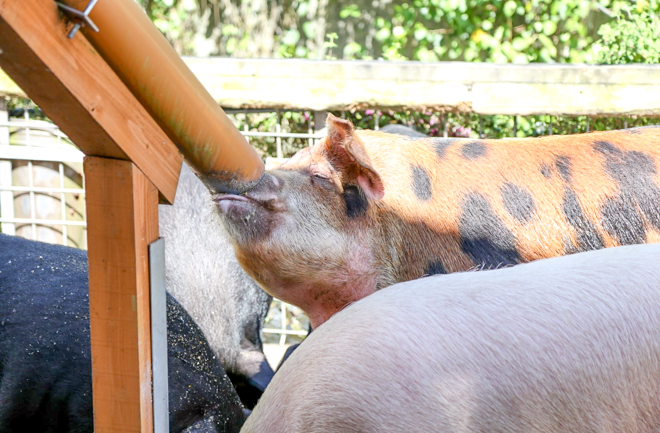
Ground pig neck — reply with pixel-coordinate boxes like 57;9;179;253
308;240;381;329
239;237;381;329
299;273;380;329
375;211;474;285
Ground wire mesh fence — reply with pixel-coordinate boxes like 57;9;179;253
2;96;658;347
0;100;86;248
225;107;658;159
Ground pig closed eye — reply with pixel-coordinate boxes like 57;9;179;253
311;173;334;190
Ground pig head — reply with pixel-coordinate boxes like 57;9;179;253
216;115;660;328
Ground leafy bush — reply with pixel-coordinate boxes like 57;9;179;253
593;11;660;63
137;0;660;63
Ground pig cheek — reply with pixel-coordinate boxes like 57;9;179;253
252;223;347;291
234;249;274;292
218;204;278;249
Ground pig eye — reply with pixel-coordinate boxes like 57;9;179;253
310;173;335;190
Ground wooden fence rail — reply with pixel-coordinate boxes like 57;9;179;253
4;59;660;116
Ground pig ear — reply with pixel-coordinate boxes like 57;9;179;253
325;114;385;201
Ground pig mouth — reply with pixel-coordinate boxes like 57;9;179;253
215;194;250;203
214;192;275;218
214;194;255;215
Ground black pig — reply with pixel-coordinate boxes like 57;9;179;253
0;233;244;432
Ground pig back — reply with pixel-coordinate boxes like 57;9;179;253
243;243;660;433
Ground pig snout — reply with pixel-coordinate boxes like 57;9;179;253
215;173;284;236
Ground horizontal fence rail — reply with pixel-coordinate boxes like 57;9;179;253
5;59;660;116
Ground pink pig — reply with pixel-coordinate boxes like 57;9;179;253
242;244;660;433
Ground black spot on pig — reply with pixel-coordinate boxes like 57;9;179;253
460;141;488;160
412;166;432;201
555;156;572;182
458;193;520;268
424;260;447;276
540;163;552;179
343;185;369;218
594;142;660;242
593;140;618;156
431;138;460;160
562;188;605;253
500;182;536;223
600;196;646;246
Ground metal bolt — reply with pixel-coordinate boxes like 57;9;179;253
55;0;100;39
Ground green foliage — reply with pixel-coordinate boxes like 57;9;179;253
136;0;207;55
274;0;660;63
324;33;339;60
593;11;660;63
135;0;660;63
342;110;656;140
132;0;660;148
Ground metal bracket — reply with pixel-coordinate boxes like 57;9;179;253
55;0;100;39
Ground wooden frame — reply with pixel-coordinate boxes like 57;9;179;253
0;1;178;431
0;0;182;204
8;57;660;117
1;0;268;428
85;157;159;432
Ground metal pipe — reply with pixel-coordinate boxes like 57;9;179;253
59;0;264;193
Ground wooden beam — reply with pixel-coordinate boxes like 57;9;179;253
85;157;158;433
0;0;182;203
5;56;660;117
57;0;264;192
184;58;660;116
6;56;660;124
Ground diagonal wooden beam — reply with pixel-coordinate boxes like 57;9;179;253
0;0;182;203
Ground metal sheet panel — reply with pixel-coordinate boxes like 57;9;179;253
149;238;169;433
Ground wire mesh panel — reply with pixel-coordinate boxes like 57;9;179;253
0;100;86;248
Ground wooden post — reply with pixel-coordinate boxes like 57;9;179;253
85;157;158;433
0;99;15;235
